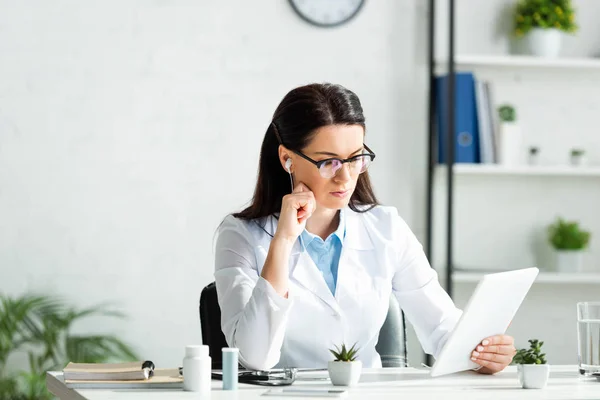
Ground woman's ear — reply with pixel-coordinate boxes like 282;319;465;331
278;145;293;173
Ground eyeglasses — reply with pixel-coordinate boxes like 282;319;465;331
292;145;376;179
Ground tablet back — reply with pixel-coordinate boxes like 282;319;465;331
430;267;539;377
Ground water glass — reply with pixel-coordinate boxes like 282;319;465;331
577;302;600;375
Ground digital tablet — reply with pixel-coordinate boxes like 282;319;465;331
430;267;539;377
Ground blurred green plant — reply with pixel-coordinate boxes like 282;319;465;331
548;217;591;250
0;293;138;400
514;0;578;37
513;339;547;364
498;104;516;122
570;148;585;157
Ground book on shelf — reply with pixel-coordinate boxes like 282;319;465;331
435;71;499;165
435;72;481;164
476;80;498;164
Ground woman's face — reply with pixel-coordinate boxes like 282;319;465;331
283;124;366;211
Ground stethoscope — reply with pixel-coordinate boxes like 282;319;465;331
211;368;297;386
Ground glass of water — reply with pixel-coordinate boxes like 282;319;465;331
577;302;600;376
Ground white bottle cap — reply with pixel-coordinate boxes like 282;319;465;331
186;345;209;357
222;347;239;353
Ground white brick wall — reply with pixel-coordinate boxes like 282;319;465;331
0;0;428;368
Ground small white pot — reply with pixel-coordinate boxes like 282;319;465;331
517;364;550;389
556;250;584;273
526;28;562;58
570;153;586;166
527;149;540;166
327;361;362;386
498;122;523;166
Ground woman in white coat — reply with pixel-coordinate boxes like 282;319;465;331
214;83;516;374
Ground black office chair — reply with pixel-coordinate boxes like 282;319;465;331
199;282;229;369
199;281;408;369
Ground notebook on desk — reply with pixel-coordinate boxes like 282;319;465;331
63;369;183;389
62;361;183;389
63;361;156;381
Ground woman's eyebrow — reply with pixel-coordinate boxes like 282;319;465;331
313;147;363;157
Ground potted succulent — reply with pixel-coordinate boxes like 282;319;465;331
570;148;586;166
514;339;549;389
548;217;591;272
514;0;578;58
528;146;540;166
497;104;522;166
327;343;362;386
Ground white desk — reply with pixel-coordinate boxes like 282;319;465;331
47;366;600;399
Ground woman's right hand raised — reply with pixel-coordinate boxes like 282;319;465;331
274;182;316;243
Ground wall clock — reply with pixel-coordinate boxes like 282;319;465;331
289;0;366;28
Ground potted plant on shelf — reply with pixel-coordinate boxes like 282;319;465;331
497;104;522;166
528;146;540;166
328;343;362;386
513;339;550;389
570;148;586;166
548;217;591;272
514;0;578;58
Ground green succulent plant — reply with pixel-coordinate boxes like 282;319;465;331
329;343;359;362
548;217;591;250
571;148;585;156
513;339;547;365
498;104;516;122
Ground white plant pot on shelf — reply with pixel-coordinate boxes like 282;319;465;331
526;28;562;58
517;364;550;389
327;361;362;386
498;122;522;166
556;250;584;273
570;153;587;166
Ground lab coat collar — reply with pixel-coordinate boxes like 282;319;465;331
342;206;375;251
299;208;345;248
268;207;374;255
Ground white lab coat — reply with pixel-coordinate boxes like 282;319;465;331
214;205;462;371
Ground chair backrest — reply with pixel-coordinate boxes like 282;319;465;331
199;282;228;369
375;294;408;368
199;282;407;369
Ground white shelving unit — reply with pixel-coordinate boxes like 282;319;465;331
436;164;600;177
428;2;600;368
454;271;600;284
436;54;600;70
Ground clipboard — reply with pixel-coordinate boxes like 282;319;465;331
64;368;183;389
63;360;156;381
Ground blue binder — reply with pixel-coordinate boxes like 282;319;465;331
435;72;480;164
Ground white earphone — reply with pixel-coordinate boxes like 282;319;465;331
285;158;294;191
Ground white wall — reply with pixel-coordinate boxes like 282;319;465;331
0;0;430;368
4;0;595;372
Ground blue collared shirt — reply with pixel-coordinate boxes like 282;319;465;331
300;210;346;296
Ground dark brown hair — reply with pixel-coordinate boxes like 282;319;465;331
234;83;378;220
